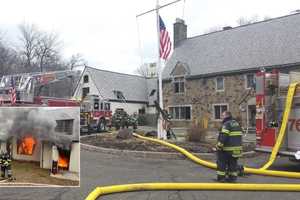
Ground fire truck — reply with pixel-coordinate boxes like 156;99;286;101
255;70;300;159
80;95;112;134
0;70;80;107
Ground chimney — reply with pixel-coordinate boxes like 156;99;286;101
173;18;187;48
223;26;232;30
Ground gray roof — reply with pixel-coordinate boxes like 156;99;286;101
163;13;300;79
86;67;157;103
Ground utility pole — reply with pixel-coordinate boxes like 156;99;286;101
136;0;182;139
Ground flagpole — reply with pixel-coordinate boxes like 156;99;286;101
156;0;166;140
136;0;181;140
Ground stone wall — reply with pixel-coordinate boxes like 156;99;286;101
163;73;255;129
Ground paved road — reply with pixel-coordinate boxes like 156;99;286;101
1;148;300;200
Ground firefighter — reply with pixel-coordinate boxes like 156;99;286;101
215;111;243;183
0;151;12;180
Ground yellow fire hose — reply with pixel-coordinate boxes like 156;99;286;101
133;133;300;178
261;82;299;169
86;183;300;200
86;83;300;199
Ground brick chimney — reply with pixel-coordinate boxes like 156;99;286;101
173;18;187;48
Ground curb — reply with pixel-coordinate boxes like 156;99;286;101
81;143;256;160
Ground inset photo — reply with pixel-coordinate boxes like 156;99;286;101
0;107;80;187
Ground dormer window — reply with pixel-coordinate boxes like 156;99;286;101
113;90;125;100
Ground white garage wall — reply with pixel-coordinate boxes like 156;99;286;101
73;70;100;99
40;142;52;169
0;141;6;152
69;142;80;173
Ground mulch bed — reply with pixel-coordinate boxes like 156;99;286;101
81;133;255;153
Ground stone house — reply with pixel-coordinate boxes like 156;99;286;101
163;13;300;130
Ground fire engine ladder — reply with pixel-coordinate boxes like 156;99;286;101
261;82;299;170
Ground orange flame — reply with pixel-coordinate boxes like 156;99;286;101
58;154;69;169
18;136;36;155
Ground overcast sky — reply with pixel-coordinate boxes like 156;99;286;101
0;0;299;74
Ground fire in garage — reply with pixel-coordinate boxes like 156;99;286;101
17;136;37;155
0;107;80;181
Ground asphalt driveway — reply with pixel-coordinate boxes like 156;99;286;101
0;147;300;200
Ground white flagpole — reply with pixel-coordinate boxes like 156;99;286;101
137;0;181;140
156;0;166;139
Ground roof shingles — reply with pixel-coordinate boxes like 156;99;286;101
163;13;300;79
86;67;156;103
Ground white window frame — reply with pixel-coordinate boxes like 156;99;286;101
168;105;192;121
245;74;254;89
215;76;225;92
212;103;229;121
173;76;185;94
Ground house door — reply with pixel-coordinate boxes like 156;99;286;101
248;105;256;127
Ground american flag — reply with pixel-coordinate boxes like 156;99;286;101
11;87;16;104
159;15;172;60
10;76;16;104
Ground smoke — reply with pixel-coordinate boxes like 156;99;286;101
0;107;79;150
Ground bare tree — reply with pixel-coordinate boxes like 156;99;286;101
67;53;87;70
35;31;62;72
237;15;259;26
18;23;40;71
0;33;21;76
135;63;151;77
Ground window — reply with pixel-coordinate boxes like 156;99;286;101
83;75;89;83
245;74;255;89
213;104;228;120
139;107;146;114
17;136;37;155
169;106;191;120
55;119;74;135
113;90;125;100
94;99;99;110
173;77;185;93
216;77;224;91
82;87;89;98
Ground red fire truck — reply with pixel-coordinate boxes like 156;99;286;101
80;95;112;133
255;70;300;159
0;71;80;107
